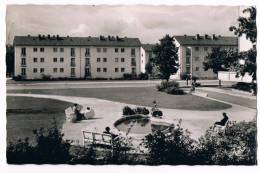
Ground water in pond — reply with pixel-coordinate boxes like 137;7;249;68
115;117;169;135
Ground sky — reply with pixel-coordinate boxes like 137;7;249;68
6;5;252;50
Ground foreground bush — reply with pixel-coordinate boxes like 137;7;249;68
232;82;257;95
7;120;72;164
143;121;197;165
197;120;257;165
7;118;257;165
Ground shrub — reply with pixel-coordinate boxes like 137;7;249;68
195;82;201;87
13;75;24;81
134;107;150;115
142;121;196;165
197;120;257;165
7;119;72;164
156;80;184;95
180;72;191;80
138;73;149;80
122;106;136;115
166;86;185;95
232;82;257;94
123;73;135;80
123;106;150;116
41;74;52;80
152;110;163;117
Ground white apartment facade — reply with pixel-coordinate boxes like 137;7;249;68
172;34;238;79
14;35;142;79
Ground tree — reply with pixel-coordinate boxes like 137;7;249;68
229;6;257;81
203;47;239;74
145;61;153;79
203;6;256;82
6;44;15;76
153;35;179;81
229;7;256;44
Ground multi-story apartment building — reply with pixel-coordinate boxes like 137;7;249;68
173;34;238;79
140;44;156;73
14;35;142;79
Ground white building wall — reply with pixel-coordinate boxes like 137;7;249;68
15;45;141;79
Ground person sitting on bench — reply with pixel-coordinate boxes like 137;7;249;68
214;112;229;127
72;104;84;121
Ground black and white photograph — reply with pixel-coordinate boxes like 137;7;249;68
2;0;258;169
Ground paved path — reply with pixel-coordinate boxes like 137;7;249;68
7;93;256;146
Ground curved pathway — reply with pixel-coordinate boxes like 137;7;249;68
7;93;256;145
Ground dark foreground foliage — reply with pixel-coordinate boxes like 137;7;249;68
7;119;257;165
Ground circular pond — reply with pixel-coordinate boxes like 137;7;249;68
114;114;171;135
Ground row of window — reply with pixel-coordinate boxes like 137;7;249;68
194;47;209;51
33;68;64;73
96;67;136;73
185;66;201;73
22;47;136;56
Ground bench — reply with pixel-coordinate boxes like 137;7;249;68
82;131;113;147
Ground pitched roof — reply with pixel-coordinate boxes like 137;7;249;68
174;35;238;46
14;35;141;47
141;44;156;51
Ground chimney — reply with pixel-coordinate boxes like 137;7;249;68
47;34;50;39
27;34;31;37
196;34;200;40
212;34;216;40
204;34;208;39
184;34;187;37
56;34;59;39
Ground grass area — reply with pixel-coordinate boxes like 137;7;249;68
7;96;72;143
8;87;231;110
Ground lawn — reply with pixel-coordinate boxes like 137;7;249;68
8;87;231;111
7;96;72;144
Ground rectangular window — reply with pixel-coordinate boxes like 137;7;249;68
115;48;119;53
121;48;125;53
40;57;44;62
195;47;199;51
85;58;90;66
60;68;64;73
85;68;90;76
21;68;26;76
103;58;107;62
21;58;26;66
21;47;26;56
33;68;37;73
60;57;64;62
195;67;200;71
121;58;125;62
85;48;90;56
97;58;101;62
132;68;136;74
121;68;125;72
186;47;191;64
33;48;37;52
60;48;64;52
71;48;75;57
33;58;37;62
40;48;44;52
195;57;199;61
97;48;101;52
131;48;136;57
97;68;101;72
53;57;58;62
40;68;44;73
71;68;75;77
115;68;118;72
204;47;208;51
53;47;58;52
53;68;58;73
186;66;190;73
71;58;75;66
131;58;136;66
103;68;107;72
103;48;107;52
115;58;119;62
